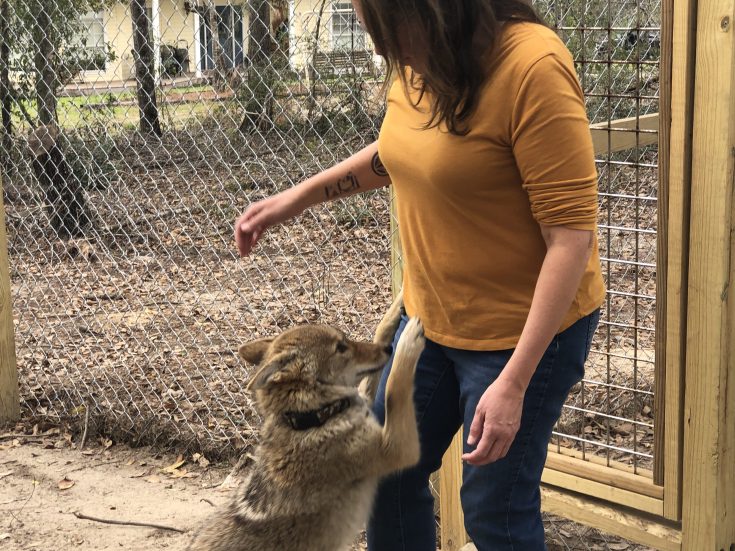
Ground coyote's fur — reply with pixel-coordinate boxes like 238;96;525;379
187;292;424;551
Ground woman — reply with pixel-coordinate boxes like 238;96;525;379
234;0;605;549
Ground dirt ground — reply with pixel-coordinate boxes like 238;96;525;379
1;426;651;551
1;432;237;551
0;421;382;551
0;428;370;551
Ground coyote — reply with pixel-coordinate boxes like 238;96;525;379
188;292;424;551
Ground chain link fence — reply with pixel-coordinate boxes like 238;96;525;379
3;0;393;458
1;0;659;548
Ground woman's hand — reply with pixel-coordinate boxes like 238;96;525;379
234;187;307;257
462;377;525;466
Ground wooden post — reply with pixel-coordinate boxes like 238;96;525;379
0;170;18;424
653;0;671;489
392;194;469;548
681;0;735;542
659;0;698;520
439;431;468;551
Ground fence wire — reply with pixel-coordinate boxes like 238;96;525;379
538;0;660;476
2;0;659;546
3;0;394;457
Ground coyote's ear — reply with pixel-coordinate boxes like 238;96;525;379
238;337;274;365
246;351;299;391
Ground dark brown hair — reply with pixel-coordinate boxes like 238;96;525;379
358;0;546;135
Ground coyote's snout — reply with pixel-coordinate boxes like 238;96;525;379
187;292;424;551
242;324;394;394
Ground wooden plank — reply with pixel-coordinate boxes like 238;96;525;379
0;170;18;424
548;443;654;479
661;0;697;521
541;486;682;551
653;0;673;488
682;0;735;542
391;187;444;539
590;113;659;156
390;156;467;549
545;452;662;499
541;469;664;515
439;431;468;551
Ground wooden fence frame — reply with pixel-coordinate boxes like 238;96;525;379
0;176;18;426
434;0;735;544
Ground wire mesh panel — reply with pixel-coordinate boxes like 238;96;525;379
536;0;661;474
1;0;393;458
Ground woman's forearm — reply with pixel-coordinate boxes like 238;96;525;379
235;141;391;257
497;225;594;392
292;141;391;211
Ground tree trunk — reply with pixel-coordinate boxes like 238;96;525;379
29;125;90;239
32;0;57;125
131;0;162;137
240;0;274;133
0;0;13;176
306;0;328;120
206;1;228;91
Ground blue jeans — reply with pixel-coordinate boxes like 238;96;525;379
366;309;600;551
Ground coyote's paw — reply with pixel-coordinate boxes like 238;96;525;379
394;317;425;372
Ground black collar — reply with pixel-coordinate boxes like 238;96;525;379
282;397;352;431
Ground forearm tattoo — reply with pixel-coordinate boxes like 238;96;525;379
325;171;360;199
371;152;388;177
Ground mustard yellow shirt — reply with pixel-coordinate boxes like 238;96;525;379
377;21;606;351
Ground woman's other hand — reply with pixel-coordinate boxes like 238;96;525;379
462;378;525;466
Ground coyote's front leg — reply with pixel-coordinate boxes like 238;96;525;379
373;289;403;346
359;290;404;404
378;316;424;474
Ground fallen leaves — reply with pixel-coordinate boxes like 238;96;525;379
158;454;203;480
58;477;75;491
12;158;392;464
192;453;210;469
161;455;186;474
123;452;210;483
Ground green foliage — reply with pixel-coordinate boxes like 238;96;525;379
2;0;118;122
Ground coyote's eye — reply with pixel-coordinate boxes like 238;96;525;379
336;342;348;354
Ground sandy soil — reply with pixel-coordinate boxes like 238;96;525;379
0;434;236;551
1;427;649;551
0;426;375;551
